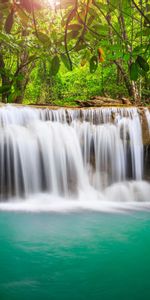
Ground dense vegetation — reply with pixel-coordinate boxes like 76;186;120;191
0;0;150;106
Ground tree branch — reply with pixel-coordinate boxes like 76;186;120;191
93;0;124;42
131;0;150;25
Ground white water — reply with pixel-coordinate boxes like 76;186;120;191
145;108;150;134
0;105;149;212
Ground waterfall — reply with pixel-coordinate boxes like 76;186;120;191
145;108;150;134
0;105;149;211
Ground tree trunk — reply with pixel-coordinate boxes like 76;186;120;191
106;0;140;103
114;60;140;103
15;75;28;104
14;30;33;104
15;63;34;104
0;53;10;103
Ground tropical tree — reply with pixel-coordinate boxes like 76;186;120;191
0;0;149;104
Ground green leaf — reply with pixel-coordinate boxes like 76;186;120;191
68;24;82;31
110;44;122;51
61;54;72;71
59;0;75;9
17;7;30;26
36;32;50;44
132;45;143;55
0;84;11;94
109;0;120;8
61;9;76;26
67;30;79;39
137;66;147;77
136;56;149;72
130;62;139;81
93;1;108;12
92;24;108;31
0;32;20;50
16;74;24;81
75;41;87;51
90;56;98;73
28;55;37;63
87;15;95;26
4;9;14;33
91;24;108;35
136;28;150;38
88;7;100;19
50;55;60;76
109;0;117;6
123;53;130;62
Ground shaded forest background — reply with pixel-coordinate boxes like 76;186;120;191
0;0;150;106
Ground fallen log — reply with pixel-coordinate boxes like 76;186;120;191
75;96;132;107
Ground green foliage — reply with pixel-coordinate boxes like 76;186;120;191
50;56;60;76
0;84;11;93
130;63;139;81
36;32;51;45
0;0;149;104
136;56;149;73
90;56;98;73
24;62;129;106
61;54;72;71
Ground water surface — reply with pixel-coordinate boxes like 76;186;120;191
0;211;150;300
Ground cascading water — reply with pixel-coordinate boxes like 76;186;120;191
145;108;150;134
0;105;149;212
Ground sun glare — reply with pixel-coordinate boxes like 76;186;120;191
47;0;59;8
